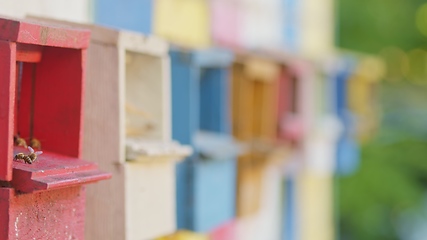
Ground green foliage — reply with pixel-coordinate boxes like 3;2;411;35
339;136;427;239
337;0;427;53
337;0;427;238
338;82;427;239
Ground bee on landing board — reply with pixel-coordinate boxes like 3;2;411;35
14;146;43;164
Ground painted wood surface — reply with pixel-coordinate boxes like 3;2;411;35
26;17;189;240
154;0;210;48
296;172;334;240
93;0;153;34
0;0;90;23
210;0;240;48
0;186;86;240
171;48;237;233
125;161;177;239
0;40;16;181
231;55;282;217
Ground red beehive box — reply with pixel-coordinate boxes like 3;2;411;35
0;17;111;239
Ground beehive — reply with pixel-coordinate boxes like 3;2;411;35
231;53;285;217
170;48;239;233
0;16;110;239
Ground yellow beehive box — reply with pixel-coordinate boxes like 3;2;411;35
154;0;211;48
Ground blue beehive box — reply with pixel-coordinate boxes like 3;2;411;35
93;0;153;34
332;58;360;175
170;48;238;233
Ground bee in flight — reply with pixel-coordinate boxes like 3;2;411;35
14;146;43;164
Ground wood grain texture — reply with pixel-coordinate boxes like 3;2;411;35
83;39;126;240
0;41;16;181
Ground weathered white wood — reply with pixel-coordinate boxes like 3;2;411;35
26;17;189;240
125;161;176;240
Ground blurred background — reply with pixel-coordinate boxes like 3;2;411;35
2;0;427;239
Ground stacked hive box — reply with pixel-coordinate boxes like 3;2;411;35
0;17;110;239
230;53;289;240
170;48;239;236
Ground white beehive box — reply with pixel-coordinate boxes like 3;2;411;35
27;17;191;240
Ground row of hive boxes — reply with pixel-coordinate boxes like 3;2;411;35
92;0;335;58
23;15;381;240
27;17;308;240
0;14;380;240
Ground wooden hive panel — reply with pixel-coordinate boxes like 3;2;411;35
83;39;126;239
171;49;237;233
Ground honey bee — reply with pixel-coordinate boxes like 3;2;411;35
29;138;41;150
14;146;43;164
14;135;27;148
